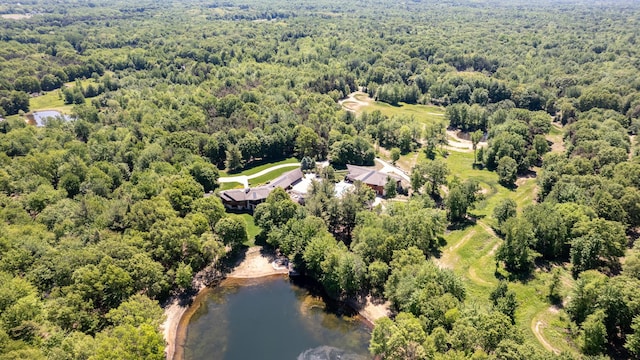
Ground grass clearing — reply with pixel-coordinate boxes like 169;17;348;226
341;90;576;354
248;166;297;186
29;79;96;113
361;101;445;126
239;213;260;247
226;157;298;176
434;148;578;354
443;218;576;353
29;90;77;113
219;182;244;191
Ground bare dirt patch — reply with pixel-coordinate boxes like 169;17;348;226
445;130;487;153
515;172;537;187
348;295;391;325
227;246;289;278
339;91;373;113
1;14;32;19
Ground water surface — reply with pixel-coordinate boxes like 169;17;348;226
182;276;372;360
26;110;73;127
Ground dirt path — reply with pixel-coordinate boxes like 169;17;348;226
218;163;301;189
463;222;500;286
477;220;498;238
532;314;561;354
444;130;487;153
436;230;476;269
468;266;492;286
339;91;373;113
1;14;32;19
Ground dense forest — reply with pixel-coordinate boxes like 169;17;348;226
1;0;640;359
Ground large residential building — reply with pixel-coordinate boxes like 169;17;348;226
345;164;402;196
218;168;303;211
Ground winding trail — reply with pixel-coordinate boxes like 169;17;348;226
532;315;561;355
435;230;476;269
338;91;372;113
477;220;498;238
445;130;487;153
218;163;301;189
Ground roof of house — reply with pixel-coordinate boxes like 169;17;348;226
268;168;303;189
219;187;273;203
346;164;402;187
218;167;303;203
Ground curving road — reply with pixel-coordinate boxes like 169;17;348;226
218;163;301;189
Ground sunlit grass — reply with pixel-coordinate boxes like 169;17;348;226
248;166;298;186
29;90;76;113
29;79;96;113
219;182;244;191
359;100;445;126
239;213;260;246
222;157;299;176
434;148;578;354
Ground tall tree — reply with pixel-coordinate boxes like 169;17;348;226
496;217;538;274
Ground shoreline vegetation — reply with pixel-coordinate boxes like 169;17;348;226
162;246;389;360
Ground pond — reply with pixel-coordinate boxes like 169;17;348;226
180;276;372;360
26;110;73;127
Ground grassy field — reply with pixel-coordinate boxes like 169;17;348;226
356;97;446;127
219;182;244;191
218;157;300;190
248;166;297;186
221;157;298;177
29;79;95;113
29;90;77;113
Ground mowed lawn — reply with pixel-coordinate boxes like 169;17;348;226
354;95;446;127
217;157;300;189
238;213;260;247
218;157;298;177
29;79;96;113
248;166;298;187
29;90;77;113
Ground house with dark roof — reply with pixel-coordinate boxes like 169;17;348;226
218;168;303;211
218;187;273;211
345;164;402;196
268;168;303;190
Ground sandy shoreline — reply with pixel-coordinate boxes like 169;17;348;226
161;246;390;360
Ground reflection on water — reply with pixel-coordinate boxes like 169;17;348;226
182;276;371;360
298;346;368;360
25;110;73;127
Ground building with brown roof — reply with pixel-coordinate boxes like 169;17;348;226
345;164;402;196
